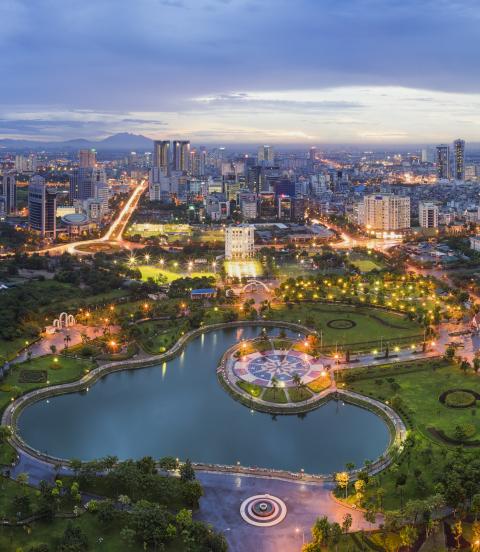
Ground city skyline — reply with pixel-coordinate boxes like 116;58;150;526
1;0;480;143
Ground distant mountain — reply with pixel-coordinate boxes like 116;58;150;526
0;133;154;151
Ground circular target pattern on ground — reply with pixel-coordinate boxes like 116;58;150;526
240;494;287;527
326;319;357;330
233;350;325;387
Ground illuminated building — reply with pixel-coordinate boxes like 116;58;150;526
453;139;465;181
257;145;275;164
172;140;190;172
79;149;96;168
418;202;438;228
28;175;57;238
363;194;410;231
0;172;17;214
225;224;255;260
436;144;450;180
153;140;170;174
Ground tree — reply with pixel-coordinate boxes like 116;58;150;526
472;521;480;552
364;506;376;528
49;344;57;355
118;494;131;510
329;522;342;552
341;513;352;534
399;525;417;551
57;522;89;552
0;425;12;443
271;376;279;399
312;516;331;546
182;480;203;507
128;500;174;550
180;459;196;482
97;500;116;525
354;479;366;504
335;472;349;498
452;520;463;549
460;360;471;375
472;493;480;520
16;472;29;495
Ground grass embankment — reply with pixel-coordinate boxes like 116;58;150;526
138;265;216;283
267;302;423;351
337;358;480;510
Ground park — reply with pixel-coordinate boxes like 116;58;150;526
0;246;479;551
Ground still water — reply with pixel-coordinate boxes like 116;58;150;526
18;327;390;474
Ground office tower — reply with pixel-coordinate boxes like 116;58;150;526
15;154;37;173
190;147;207;177
274;178;295;197
225;224;255;260
172;140;190;172
421;149;428;163
418;202;439;228
436;144;450;180
69;167;107;202
153;140;170;174
453;139;465;181
79;149;97;168
309;147;317;163
28;175;57;238
258;145;275;164
363;194;410;231
0;172;17;214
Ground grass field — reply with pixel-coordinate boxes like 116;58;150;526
337;359;480;510
268;303;423;349
346;360;480;443
138;264;216;283
350;258;384;272
0;355;93;413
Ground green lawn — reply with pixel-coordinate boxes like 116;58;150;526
339;359;480;510
346;360;480;443
267;302;423;350
138;265;216;283
137;319;189;354
287;386;313;402
262;387;288;403
0;355;93;413
237;380;262;397
0;337;31;362
0;513;184;552
350;258;384;272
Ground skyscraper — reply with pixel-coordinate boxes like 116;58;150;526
453;139;465;181
258;145;275;164
172;140;190;172
69;167;107;202
0;172;17;214
79;149;97;168
153;140;170;174
419;202;439;228
28;175;57;238
436;144;450;180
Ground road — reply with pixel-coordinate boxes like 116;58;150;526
24;179;147;256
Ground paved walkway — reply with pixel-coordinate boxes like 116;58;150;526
196;472;381;552
14;324;120;363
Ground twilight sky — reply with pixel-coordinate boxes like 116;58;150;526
1;0;479;144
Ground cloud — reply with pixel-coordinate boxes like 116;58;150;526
0;0;478;142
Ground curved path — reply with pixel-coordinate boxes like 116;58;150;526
1;319;406;551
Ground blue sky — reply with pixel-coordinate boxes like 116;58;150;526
0;0;479;144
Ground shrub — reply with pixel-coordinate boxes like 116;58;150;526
19;370;47;383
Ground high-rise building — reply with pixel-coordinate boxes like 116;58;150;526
28;175;57;238
309;147;317;164
79;149;97;168
172;140;190;172
258;145;275;164
0;172;17;214
15;154;37;174
69;167;107;202
436;144;450;180
225;224;255;260
453;139;465;181
363;194;410;232
153;140;170;174
418;202;439;228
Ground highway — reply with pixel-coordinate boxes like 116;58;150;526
31;179;147;256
